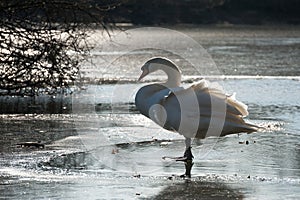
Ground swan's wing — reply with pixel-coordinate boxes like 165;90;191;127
163;80;223;114
191;80;249;117
163;80;249;117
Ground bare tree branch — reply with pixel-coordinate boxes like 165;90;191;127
0;0;120;96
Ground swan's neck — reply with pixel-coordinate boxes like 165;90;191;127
161;65;181;87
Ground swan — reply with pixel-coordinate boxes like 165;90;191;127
135;57;258;177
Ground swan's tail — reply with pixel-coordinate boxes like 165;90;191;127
220;120;263;136
243;122;262;133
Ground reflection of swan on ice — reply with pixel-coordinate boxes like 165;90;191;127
135;57;259;177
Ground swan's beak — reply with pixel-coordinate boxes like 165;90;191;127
138;69;149;81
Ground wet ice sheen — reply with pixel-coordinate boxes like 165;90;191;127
1;77;300;199
1;26;300;199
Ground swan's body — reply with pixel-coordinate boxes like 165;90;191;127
136;83;257;139
135;57;258;177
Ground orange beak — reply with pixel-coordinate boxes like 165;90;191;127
138;69;149;81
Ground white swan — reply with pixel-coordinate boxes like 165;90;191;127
135;57;258;177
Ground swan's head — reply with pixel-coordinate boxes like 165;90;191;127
138;57;181;82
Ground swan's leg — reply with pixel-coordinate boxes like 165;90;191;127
175;137;194;178
183;137;194;159
162;137;194;178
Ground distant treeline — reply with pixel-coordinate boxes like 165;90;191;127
1;0;299;25
110;0;300;25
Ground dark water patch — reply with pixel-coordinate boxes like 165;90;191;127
148;180;243;200
248;104;300;120
0;114;76;153
0;94;72;114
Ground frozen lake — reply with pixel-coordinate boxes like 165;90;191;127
1;25;300;199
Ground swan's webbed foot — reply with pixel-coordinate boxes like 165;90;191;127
180;159;194;178
173;146;194;161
